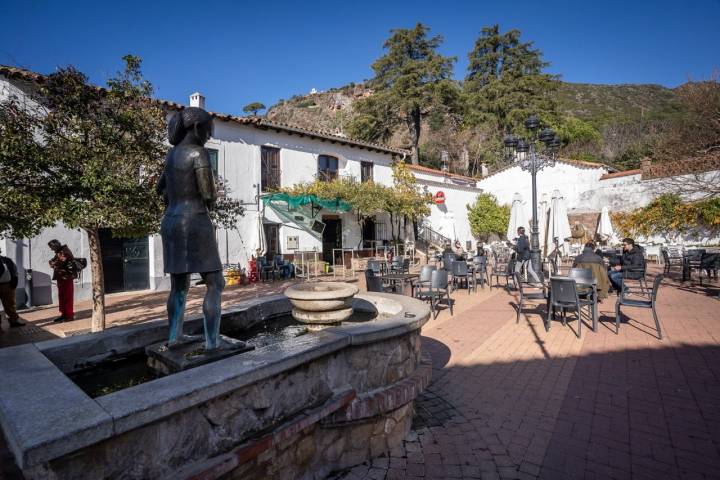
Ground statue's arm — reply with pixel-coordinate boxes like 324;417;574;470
194;148;217;209
156;152;169;206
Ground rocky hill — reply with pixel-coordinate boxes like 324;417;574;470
266;81;683;169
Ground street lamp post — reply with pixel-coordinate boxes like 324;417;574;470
504;115;561;278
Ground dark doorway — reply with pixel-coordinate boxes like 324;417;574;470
263;223;280;261
99;229;149;294
362;217;376;249
322;217;342;264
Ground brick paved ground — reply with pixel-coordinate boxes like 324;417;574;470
1;268;719;479
333;269;720;480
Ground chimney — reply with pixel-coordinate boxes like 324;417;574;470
189;92;205;109
480;163;489;177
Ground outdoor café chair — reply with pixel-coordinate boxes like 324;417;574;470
412;265;436;298
442;253;457;271
547;277;594;338
491;258;515;291
257;257;276;282
472;256;489;288
451;260;475;294
615;275;665;339
515;273;547;323
416;270;453;319
365;269;395;293
568;268;599;330
661;248;684;278
367;259;382;276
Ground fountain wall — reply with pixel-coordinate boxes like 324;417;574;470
0;292;431;480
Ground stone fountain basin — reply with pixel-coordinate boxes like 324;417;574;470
284;281;359;311
0;291;429;480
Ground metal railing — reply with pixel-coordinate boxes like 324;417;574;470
417;223;450;251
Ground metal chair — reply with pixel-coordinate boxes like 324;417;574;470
416;270;453;319
365;269;395;293
367;259;382;276
442;253;457;271
491;258;515;291
547;277;593;338
472;256;489;289
661;248;684;278
412;265;436;298
257;257;276;282
515;273;547;323
568;268;598;331
615;275;665;339
451;260;474;294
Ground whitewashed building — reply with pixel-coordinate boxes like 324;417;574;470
0;66;483;305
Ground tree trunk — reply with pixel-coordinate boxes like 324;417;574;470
407;108;422;165
85;228;106;332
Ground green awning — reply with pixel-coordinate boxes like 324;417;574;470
261;193;351;212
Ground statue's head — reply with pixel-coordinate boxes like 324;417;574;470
168;107;214;146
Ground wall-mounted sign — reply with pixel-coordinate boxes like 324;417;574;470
286;236;299;250
433;191;446;204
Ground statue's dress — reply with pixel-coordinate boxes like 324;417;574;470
159;144;222;274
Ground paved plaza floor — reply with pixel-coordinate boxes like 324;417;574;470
1;268;718;479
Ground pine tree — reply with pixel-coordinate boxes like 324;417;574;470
464;25;559;166
348;23;456;164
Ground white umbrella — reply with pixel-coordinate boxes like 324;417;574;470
506;193;529;241
537;193;549;257
597;206;619;245
546;190;572;258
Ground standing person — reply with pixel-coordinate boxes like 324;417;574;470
0;248;26;330
48;239;76;323
511;227;541;283
608;237;646;295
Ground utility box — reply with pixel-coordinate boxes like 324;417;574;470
286;236;299;250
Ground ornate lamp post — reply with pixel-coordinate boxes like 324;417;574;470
503;115;561;277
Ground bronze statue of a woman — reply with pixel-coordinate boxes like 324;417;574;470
157;107;224;350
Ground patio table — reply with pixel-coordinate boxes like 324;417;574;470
546;275;599;331
380;273;419;295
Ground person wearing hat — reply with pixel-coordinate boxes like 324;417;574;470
0;247;26;330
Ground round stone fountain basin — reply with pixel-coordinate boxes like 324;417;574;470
285;282;359;330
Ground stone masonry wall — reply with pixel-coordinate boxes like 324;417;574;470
24;331;424;480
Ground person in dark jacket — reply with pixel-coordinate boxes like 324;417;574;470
512;227;541;283
48;239;77;322
573;242;604;267
0;248;26;329
608;237;646;294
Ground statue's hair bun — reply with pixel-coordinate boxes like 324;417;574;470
168;107;213;146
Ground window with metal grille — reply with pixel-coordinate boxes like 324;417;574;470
318;155;338;182
361;161;373;182
261;146;281;191
207;148;219;176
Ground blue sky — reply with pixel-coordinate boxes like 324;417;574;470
2;0;719;114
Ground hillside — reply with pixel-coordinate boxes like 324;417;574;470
267;81;684;170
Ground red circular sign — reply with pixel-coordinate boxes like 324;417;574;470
434;191;446;204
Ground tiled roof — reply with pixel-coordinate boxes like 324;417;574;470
600;169;642;180
406;164;478;183
0;64;408;157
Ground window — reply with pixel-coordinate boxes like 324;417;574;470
261;146;281;191
207;148;219;176
318;155;338;182
361;161;373;182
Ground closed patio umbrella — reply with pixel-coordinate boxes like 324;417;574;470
597;206;619;245
546;190;572;258
506;193;529;241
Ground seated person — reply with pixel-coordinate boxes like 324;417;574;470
573;241;610;299
573;241;603;267
608;237;646;295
